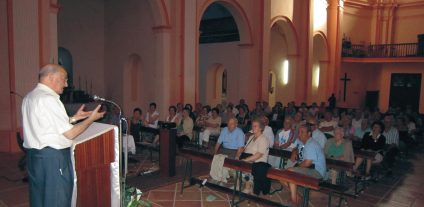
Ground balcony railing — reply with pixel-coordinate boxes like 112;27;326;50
342;42;424;58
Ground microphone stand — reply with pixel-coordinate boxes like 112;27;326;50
99;99;126;207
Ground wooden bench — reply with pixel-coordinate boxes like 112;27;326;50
136;126;160;161
179;148;319;207
268;147;357;207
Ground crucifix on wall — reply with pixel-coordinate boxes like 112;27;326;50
340;73;351;102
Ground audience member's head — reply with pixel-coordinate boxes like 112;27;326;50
383;114;394;129
133;108;142;119
251;118;265;134
361;119;369;129
149;102;157;112
227;117;238;132
168;105;177;116
211;108;220;118
299;124;312;143
260;115;269;126
283;117;293;130
185;103;193;111
294;112;302;122
176;103;184;112
324;111;333;121
371;121;385;135
334;127;344;141
201;106;209;115
182;107;191;118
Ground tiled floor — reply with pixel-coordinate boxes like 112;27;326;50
1;147;423;207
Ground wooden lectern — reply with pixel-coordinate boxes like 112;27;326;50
159;128;176;177
71;123;120;207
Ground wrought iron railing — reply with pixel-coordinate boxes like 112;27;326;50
342;42;424;58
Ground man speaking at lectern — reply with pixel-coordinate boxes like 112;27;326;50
22;64;105;207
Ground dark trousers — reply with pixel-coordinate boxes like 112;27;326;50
176;135;190;148
27;147;73;207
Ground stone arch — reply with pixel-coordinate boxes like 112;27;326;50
205;63;226;105
146;0;171;27
198;0;253;45
310;31;330;102
270;16;299;55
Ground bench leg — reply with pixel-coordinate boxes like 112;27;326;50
327;193;332;207
180;159;193;195
301;188;310;207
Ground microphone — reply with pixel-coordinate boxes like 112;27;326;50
92;95;106;102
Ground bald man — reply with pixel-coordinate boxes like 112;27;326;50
22;64;105;207
214;117;245;159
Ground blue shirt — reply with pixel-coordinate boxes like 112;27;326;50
312;129;327;149
218;127;245;150
302;138;327;177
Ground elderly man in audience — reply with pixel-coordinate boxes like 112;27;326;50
129;108;143;142
214;118;245;159
268;117;296;168
199;108;222;148
260;116;274;148
341;115;355;139
324;127;354;184
309;118;327;149
353;121;386;180
285;124;327;205
319;111;338;137
176;108;194;148
382;114;400;175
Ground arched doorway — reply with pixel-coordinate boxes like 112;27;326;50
205;63;227;106
197;1;252;105
268;17;298;105
309;32;329;103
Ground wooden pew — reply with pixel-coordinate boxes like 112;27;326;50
353;149;376;160
179;148;319;207
268;147;356;207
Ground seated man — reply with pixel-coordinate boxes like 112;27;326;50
309;118;327;149
319;111;338;137
268;117;295;168
284;124;326;205
214;118;245;159
199;108;222;148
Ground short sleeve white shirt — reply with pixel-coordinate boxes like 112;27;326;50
22;83;74;149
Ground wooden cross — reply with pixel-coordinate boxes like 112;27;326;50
340;73;351;101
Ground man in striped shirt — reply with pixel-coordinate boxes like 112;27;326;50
382;114;399;176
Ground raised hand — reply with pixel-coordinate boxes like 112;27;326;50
88;105;106;121
73;104;92;121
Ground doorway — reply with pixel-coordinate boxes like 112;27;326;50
389;73;422;111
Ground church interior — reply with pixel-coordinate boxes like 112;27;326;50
1;0;424;206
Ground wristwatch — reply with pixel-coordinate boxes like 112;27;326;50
69;117;77;124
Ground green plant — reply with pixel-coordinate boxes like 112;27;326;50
124;186;151;207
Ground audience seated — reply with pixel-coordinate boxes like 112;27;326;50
284;124;326;205
145;102;159;128
176;108;194;148
353;121;386;180
382;114;400;175
236;106;250;132
129;108;143;142
319;111;338;137
341;115;355;139
352;110;363;131
353;119;370;141
213;118;245;159
260;116;274;148
195;106;210;129
199;108;222;148
324;127;354;184
166;105;180;124
309;118;327;149
268;117;295;168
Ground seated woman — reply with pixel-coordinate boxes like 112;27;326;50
129;108;143;142
239;119;270;195
341;115;355;139
195;106;210;129
166;105;180;124
353;121;386;180
324;127;354;184
176;108;194;148
199;108;221;148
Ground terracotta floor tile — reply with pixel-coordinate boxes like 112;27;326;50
175;191;201;200
174;200;201;207
203;200;230;207
149;200;174;207
148;191;176;201
202;191;228;201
